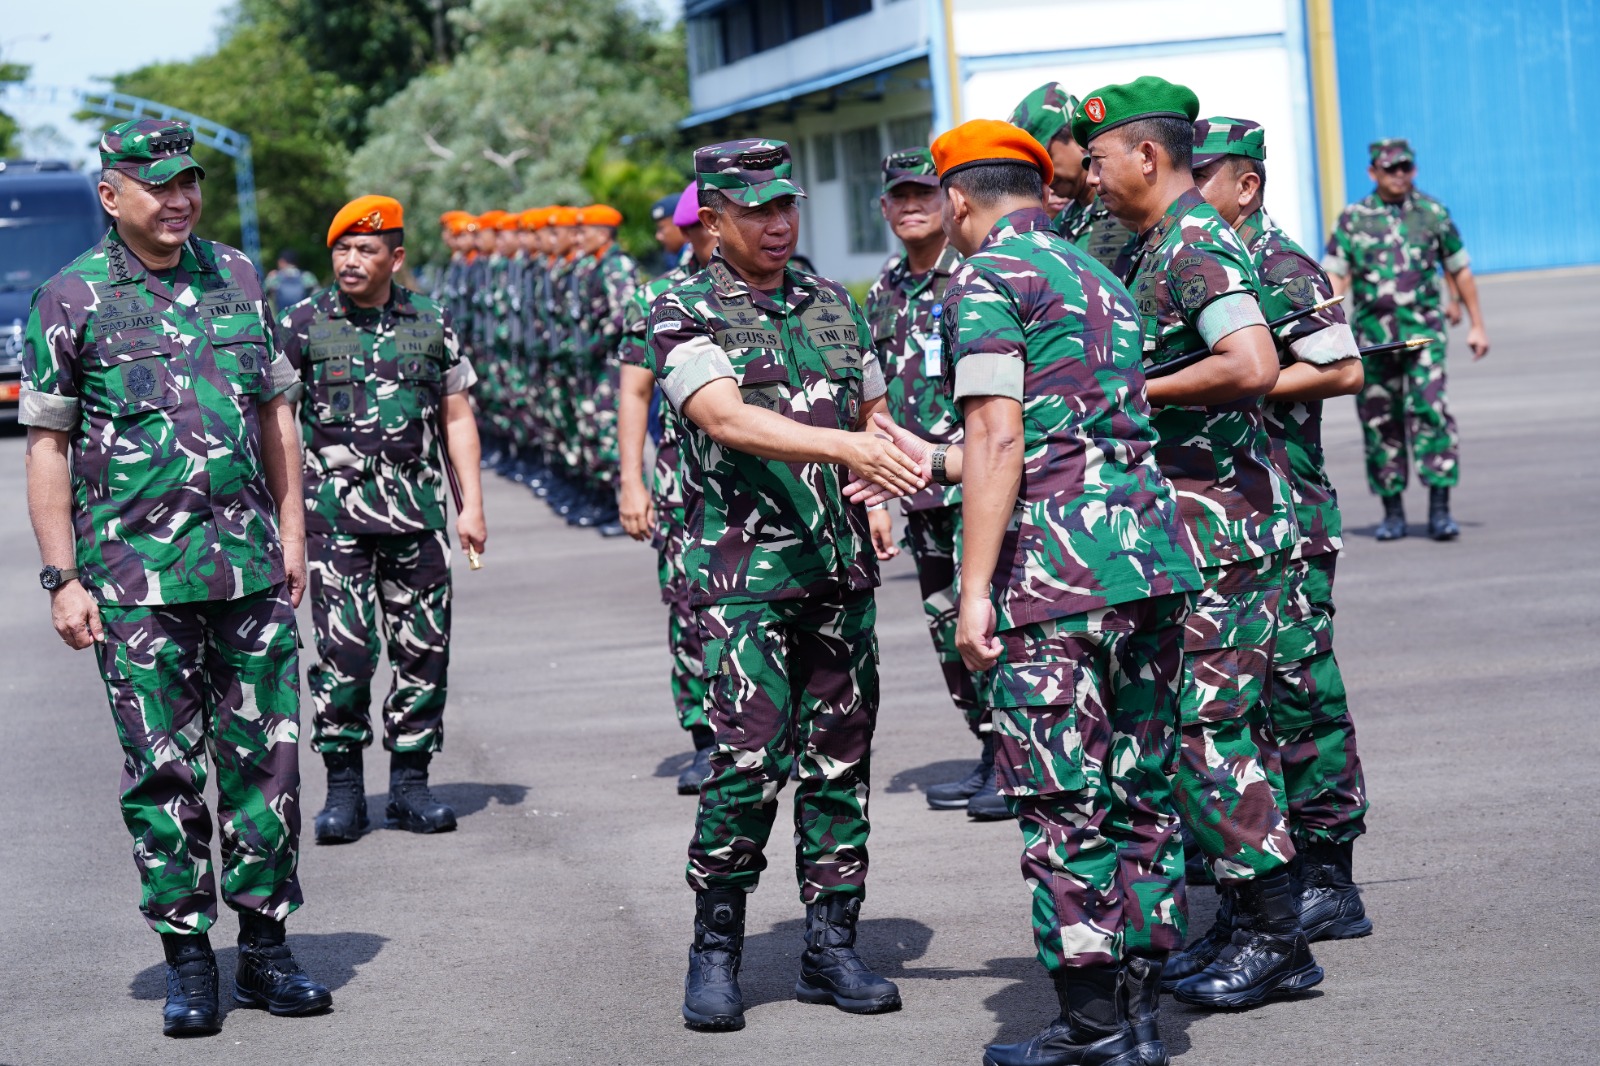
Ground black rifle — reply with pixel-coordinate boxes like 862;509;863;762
1145;294;1346;379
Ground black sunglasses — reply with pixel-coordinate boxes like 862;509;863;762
1382;162;1414;174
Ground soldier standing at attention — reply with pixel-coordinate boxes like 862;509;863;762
860;118;1204;1066
21;119;331;1037
649;139;927;1032
618;181;722;794
1180;116;1374;975
1076;77;1323;1009
862;147;996;819
1324;138;1489;541
275;195;487;843
1008;82;1133;271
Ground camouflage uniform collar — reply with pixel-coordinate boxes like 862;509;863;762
887;244;960;297
1139;187;1207;246
978;206;1055;253
102;226;211;294
705;254;814;313
1235;207;1271;247
331;283;418;320
1366;188;1416;211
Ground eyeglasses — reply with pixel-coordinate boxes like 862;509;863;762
1382;162;1414;175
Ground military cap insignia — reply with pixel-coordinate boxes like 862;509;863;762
740;148;786;171
1084;97;1106;123
1178;274;1209;310
125;362;157;399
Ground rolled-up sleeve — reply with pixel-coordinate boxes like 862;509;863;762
948;264;1027;403
1196;292;1267;349
660;335;735;410
18;292;81;431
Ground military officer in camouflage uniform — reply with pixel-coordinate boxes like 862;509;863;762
618;181;722;794
650;139;927;1032
276;195;487;844
1185;116;1374;973
861;119;1204;1066
21;119;331;1037
1077;78;1323;1009
1009;82;1133;271
861;147;997;818
1324;138;1490;541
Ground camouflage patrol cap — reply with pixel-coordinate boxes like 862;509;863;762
1071;76;1201;148
1191;116;1266;168
694;139;806;207
1369;138;1415;168
881;147;939;193
1009;82;1082;150
99;118;205;184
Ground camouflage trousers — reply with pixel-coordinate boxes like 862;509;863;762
1271;551;1368;847
902;505;986;734
990;594;1191;970
307;529;452;755
1356;322;1458;495
1174;552;1297;885
687;590;878;903
95;584;304;934
655;504;709;731
591;359;620;491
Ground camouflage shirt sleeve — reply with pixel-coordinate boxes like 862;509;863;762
1264;247;1358;366
440;306;477;394
1321;208;1354;277
1173;241;1266;350
19;281;83;431
842;289;887;404
947;262;1026;403
1435;203;1469;273
650;290;735;410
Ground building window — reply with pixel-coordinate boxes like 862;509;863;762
688;1;877;73
813;133;839;182
840;124;887;255
886;114;932;154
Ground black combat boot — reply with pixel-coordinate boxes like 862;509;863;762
983;965;1138;1066
386;750;457;834
1374;494;1406;541
1122;956;1168;1066
1296;839;1372;942
1172;871;1323;1009
795;895;902;1014
233;913;332;1016
1427;486;1460;540
314;749;369;844
966;756;1012;822
1160;887;1235;989
160;932;220;1037
925;734;993;810
682;886;747;1031
677;726;716;795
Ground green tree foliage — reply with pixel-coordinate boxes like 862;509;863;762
238;0;471;148
100;19;351;270
0;60;29;157
349;0;690;264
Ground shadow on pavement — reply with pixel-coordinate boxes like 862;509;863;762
654;749;696;779
884;759;978;795
357;781;529;822
737;916;935;1009
129;931;387;1016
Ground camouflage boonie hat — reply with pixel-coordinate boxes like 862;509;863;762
881;147;938;193
99;119;205;184
1369;138;1415;168
694;139;806;207
1192;116;1267;168
1009;82;1082;149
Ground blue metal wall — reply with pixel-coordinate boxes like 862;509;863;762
1333;0;1599;272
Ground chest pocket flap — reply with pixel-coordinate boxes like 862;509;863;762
85;330;182;415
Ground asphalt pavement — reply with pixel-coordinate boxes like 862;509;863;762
1;268;1596;1065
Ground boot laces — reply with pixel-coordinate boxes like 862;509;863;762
244;942;304;976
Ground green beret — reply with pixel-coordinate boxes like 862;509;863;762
1070;76;1201;148
1191;116;1266;168
881;147;938;193
1008;82;1082;150
1369;138;1414;168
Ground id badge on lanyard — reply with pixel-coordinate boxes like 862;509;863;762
922;302;943;378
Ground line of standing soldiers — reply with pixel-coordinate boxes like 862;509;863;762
431;205;641;536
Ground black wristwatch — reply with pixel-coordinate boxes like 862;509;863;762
39;565;80;592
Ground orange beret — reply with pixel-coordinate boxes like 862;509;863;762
548;206;580;227
931;118;1054;186
327;194;404;247
519;207;551;230
475;209;507;229
439;209;470;225
577;204;622;227
494;211;522;232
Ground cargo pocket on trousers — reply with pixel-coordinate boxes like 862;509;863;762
1180;646;1253;726
986;659;1086;797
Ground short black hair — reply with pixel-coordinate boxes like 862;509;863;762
278;248;299;265
378;229;404;251
1120;117;1194;171
699;187;731;214
1235;156;1266;191
941;162;1043;207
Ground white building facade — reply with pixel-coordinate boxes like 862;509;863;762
681;0;1325;284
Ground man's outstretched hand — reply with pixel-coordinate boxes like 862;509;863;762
845;414;936;505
